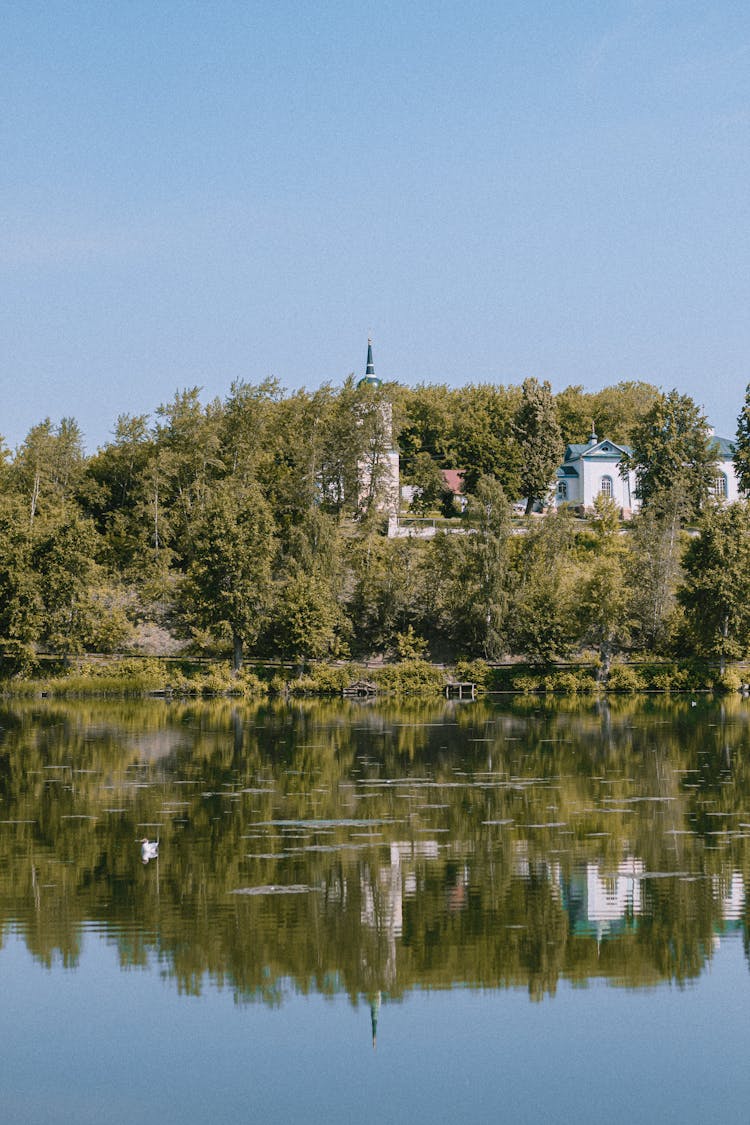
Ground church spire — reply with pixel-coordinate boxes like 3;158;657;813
357;336;382;389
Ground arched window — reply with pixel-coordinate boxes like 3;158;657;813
600;476;613;498
557;480;567;500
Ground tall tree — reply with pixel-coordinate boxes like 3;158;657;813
575;494;632;680
428;476;512;657
626;482;688;651
515;379;563;514
265;507;348;659
31;503;109;657
153;388;224;564
678;501;750;673
556;381;659;446
0;495;41;663
182;481;275;671
620;390;716;518
452;384;522;497
733;383;750;495
508;507;577;662
0;496;114;660
405;452;447;514
12;417;86;526
80;413;155;570
350;379;400;519
398;383;457;471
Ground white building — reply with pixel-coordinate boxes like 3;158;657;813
555;429;638;514
554;429;742;513
709;436;744;503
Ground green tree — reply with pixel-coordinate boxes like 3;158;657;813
80;413;155;571
183;482;276;670
0;495;41;664
11;417;86;526
406;452;447;514
577;555;631;680
265;507;348;659
351;379;400;519
263;387;334;531
515;379;563;514
733;383;750;495
590;381;659;444
153;388;225;564
626;483;688;651
451;383;523;497
270;571;344;660
31;504;110;657
575;494;632;679
427;476;511;657
398;383;457;471
315;377;396;518
220;378;282;484
0;489;114;662
678;502;750;672
621;390;716;518
347;534;426;653
556;382;659;446
509;508;577;662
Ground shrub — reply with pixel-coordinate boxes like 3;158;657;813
713;669;742;694
543;670;598;695
606;664;647;692
453;659;491;691
510;672;544;694
288;664;356;695
376;660;446;695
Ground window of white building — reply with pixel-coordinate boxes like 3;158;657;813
600;476;613;498
711;473;728;499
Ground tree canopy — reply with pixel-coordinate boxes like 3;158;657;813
620;390;716;518
0;375;747;673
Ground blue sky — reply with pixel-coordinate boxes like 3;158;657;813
2;1;749;450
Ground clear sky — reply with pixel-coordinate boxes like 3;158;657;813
2;1;749;451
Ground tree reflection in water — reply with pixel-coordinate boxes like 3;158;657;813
1;695;750;1014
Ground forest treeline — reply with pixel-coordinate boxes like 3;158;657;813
3;375;750;675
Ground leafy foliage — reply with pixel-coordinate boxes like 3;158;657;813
3;375;750;679
515;379;564;514
678;502;750;670
621;390;716;518
733;383;750;495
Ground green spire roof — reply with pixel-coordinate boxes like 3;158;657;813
358;337;382;388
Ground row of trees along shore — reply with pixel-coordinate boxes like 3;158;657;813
4;376;750;677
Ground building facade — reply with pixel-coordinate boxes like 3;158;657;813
555;430;638;513
554;429;742;513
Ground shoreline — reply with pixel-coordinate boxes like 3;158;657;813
1;654;746;700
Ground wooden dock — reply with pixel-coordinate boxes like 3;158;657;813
445;682;476;700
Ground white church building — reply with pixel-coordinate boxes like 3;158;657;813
554;429;741;514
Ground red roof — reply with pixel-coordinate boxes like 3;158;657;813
441;469;465;494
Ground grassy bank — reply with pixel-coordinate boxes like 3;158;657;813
0;654;745;699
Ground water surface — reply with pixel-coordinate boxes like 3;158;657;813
1;695;750;1122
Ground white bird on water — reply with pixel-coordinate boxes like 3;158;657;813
141;838;159;864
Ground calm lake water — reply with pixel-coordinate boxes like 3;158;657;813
2;694;750;1123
